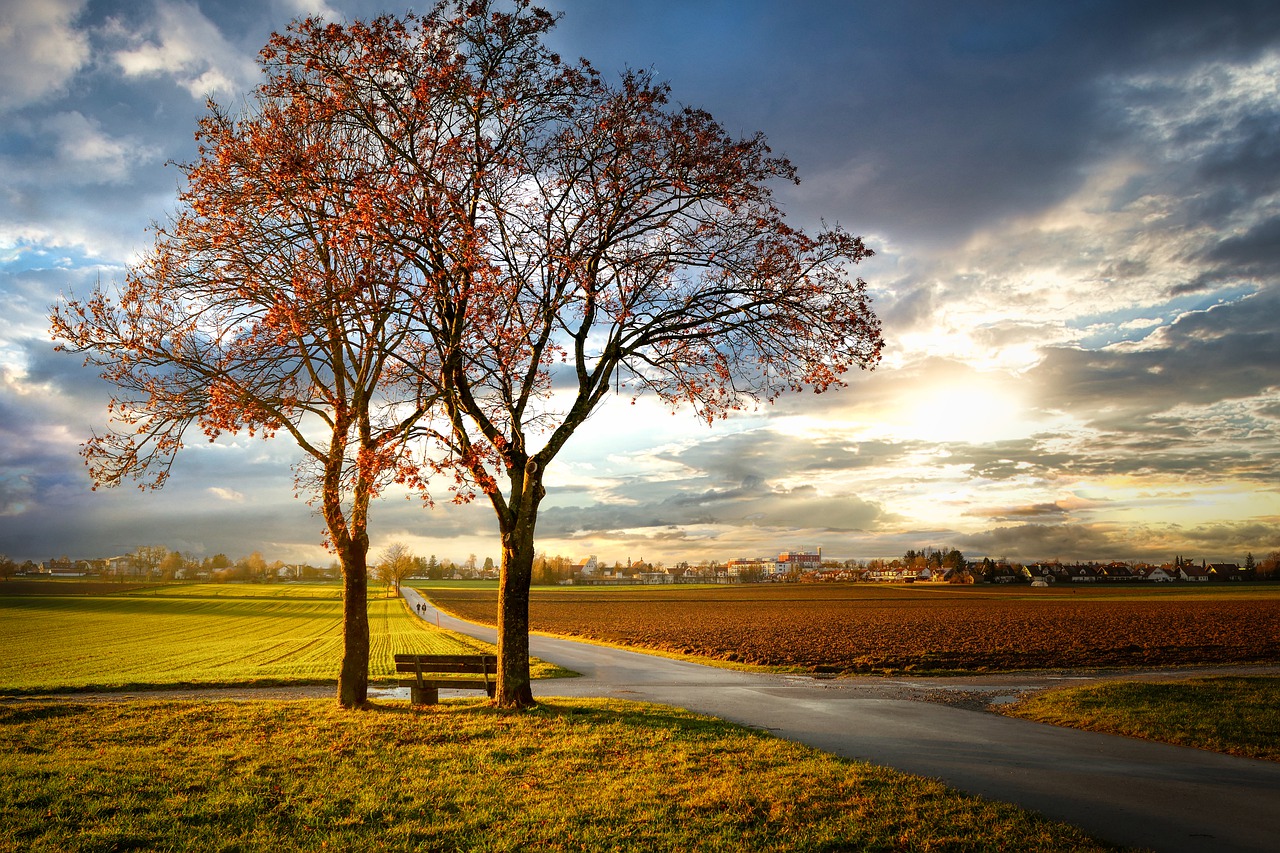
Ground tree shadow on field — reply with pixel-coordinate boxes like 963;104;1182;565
0;701;97;727
365;695;742;739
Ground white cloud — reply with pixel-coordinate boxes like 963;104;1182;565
40;111;159;184
1118;317;1162;332
1115;49;1280;161
111;0;258;100
208;487;245;502
272;0;342;19
0;0;90;111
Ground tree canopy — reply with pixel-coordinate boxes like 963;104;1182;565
52;0;882;709
50;21;433;706
257;1;881;705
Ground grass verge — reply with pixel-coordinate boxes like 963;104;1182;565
0;697;1121;852
1001;675;1280;760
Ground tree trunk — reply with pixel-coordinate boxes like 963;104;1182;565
495;521;537;707
494;462;542;708
338;543;370;708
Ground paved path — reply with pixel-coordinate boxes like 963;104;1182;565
403;587;1280;853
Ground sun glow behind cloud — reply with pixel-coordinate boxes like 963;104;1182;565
880;376;1033;445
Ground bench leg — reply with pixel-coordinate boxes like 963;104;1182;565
485;683;496;699
411;684;439;705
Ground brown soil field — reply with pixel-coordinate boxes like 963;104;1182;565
426;583;1280;674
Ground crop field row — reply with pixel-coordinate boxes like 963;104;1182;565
0;583;486;692
425;583;1280;673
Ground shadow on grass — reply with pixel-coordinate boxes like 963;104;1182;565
0;702;97;726
0;678;337;697
364;695;746;738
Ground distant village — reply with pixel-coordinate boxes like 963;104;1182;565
548;549;1275;585
7;544;1277;586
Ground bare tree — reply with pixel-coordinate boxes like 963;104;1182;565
374;542;417;593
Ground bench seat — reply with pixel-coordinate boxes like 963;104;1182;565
394;653;497;704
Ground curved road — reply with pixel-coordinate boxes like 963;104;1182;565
402;588;1280;853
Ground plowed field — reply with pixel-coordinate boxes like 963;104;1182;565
426;584;1280;673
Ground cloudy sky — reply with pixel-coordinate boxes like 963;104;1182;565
3;0;1279;567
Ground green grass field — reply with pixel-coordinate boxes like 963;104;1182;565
0;698;1118;853
0;582;493;692
1003;675;1280;760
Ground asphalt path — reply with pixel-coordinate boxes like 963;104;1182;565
402;587;1280;853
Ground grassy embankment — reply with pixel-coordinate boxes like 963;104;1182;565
1003;675;1280;761
0;698;1121;852
0;581;565;693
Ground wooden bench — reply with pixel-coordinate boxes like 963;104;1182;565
395;653;497;705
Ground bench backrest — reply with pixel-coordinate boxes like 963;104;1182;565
394;653;497;676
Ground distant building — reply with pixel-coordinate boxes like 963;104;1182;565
43;557;91;577
778;551;821;573
1208;563;1255;582
106;555;141;576
1179;565;1210;582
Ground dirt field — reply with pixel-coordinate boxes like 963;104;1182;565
426;583;1280;673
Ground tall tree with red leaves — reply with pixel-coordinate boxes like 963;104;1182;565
262;1;882;706
50;59;431;708
55;1;882;710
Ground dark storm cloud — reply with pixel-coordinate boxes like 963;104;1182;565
876;282;939;336
0;493;304;564
535;501;697;540
534;427;898;539
944;420;1279;485
655;429;913;483
550;3;1086;239
0;334;118;531
535;484;887;541
1033;285;1280;419
1206;216;1280;271
18;335;117;403
2;328;354;561
946;518;1279;564
956;523;1137;563
658;1;1280;243
1180;521;1280;554
1193;121;1280;224
964;503;1071;522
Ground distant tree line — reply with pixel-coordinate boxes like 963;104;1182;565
7;544;497;585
